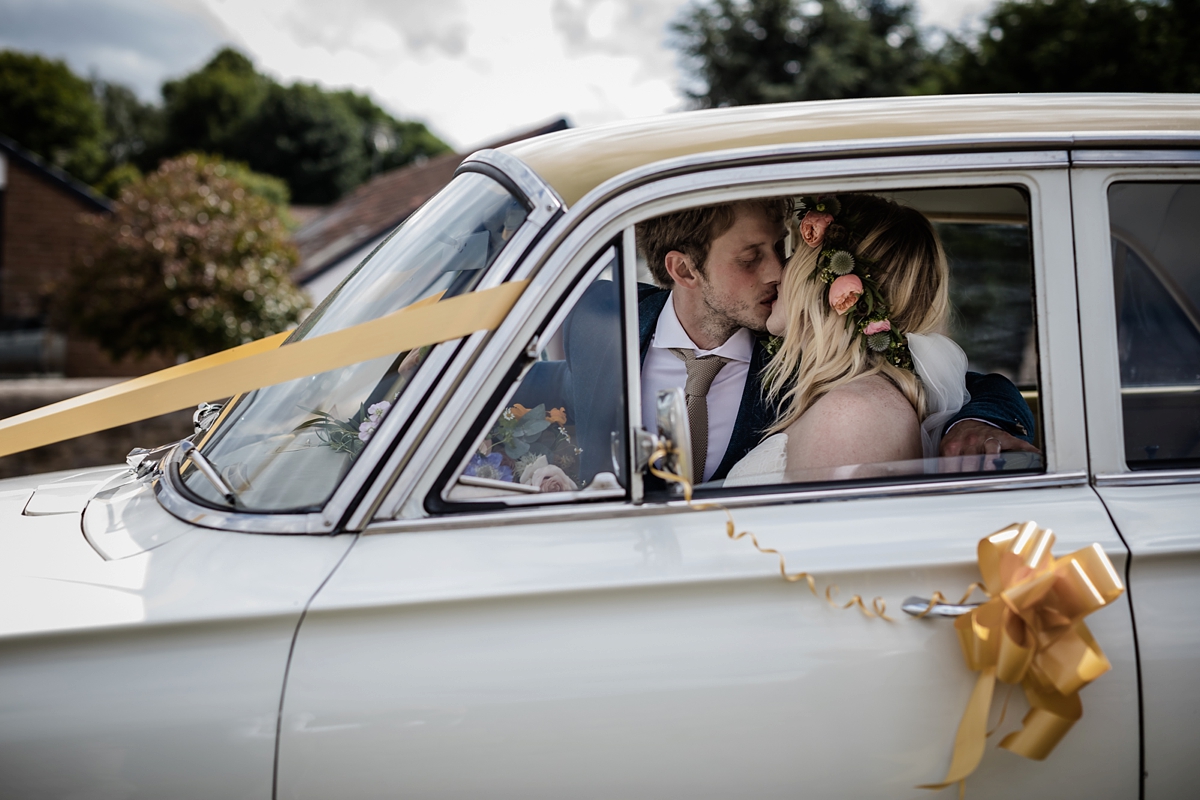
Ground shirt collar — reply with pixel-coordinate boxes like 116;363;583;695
651;291;754;363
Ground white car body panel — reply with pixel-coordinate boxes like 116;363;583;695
277;488;1138;799
0;472;353;799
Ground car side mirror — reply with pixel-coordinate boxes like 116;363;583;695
653;387;693;489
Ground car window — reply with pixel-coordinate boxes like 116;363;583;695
182;172;529;512
440;245;628;506
640;186;1044;494
1109;182;1200;469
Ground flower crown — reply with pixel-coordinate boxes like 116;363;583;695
796;195;913;371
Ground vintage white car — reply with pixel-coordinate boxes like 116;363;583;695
2;94;1198;799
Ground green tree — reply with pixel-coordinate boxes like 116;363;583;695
236;82;367;204
159;48;451;202
0;50;106;181
672;0;928;107
161;48;270;157
62;153;309;360
941;0;1200;94
95;80;165;172
334;90;451;176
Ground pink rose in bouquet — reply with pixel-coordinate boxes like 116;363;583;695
530;464;578;493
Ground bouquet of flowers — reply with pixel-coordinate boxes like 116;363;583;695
465;403;581;492
295;400;391;456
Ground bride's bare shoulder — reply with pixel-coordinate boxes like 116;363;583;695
784;375;920;469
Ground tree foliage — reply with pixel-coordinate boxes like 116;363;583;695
63;153;309;360
673;0;928;107
159;48;450;203
161;48;270;158
0;50;107;181
236;82;368;204
944;0;1200;94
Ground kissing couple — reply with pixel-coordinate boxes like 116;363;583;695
636;192;1036;487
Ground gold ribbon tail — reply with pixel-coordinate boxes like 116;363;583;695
919;666;997;791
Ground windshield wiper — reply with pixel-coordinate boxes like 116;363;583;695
179;441;239;506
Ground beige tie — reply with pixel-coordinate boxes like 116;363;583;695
670;348;731;482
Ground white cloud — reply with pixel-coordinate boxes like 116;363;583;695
1;0;999;149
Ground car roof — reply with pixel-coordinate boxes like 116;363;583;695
499;93;1200;206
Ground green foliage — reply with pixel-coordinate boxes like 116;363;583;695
237;82;367;204
62;153;309;360
161;48;270;157
334;90;452;175
95;80;165;172
95;161;143;199
159;48;450;202
942;0;1200;94
0;50;106;181
672;0;929;107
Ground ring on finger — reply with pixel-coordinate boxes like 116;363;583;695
984;436;1001;455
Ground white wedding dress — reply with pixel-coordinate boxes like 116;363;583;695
725;333;970;486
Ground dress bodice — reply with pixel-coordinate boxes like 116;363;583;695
724;433;788;486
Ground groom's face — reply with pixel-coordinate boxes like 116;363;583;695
696;205;787;334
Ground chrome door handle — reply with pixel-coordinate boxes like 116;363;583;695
901;596;982;618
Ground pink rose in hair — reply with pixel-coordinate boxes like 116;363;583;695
829;274;863;315
799;211;834;248
863;319;891;335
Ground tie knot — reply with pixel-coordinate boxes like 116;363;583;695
670;348;731;398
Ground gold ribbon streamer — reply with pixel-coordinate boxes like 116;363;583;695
0;281;528;458
647;444;891;618
920;521;1125;794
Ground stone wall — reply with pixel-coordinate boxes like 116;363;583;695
0;378;193;479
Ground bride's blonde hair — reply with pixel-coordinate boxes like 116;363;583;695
763;194;949;434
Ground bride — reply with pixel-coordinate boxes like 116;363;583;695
726;193;969;484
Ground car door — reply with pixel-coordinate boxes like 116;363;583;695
1073;154;1200;800
277;152;1139;799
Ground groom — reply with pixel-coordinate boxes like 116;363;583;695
633;198;1037;483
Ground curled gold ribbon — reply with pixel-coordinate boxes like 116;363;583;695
0;282;527;458
920;522;1125;794
648;443;891;618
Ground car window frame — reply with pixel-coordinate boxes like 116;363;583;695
430;240;631;511
1072;152;1200;486
366;148;1088;534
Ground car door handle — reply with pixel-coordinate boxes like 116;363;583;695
901;596;982;618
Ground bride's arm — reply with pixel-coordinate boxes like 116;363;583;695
784;376;922;474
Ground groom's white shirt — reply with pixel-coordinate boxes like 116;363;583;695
641;291;753;482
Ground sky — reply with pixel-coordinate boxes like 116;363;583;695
0;0;995;151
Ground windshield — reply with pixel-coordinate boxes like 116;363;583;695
181;171;530;512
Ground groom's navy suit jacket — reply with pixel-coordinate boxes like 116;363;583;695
516;282;1036;484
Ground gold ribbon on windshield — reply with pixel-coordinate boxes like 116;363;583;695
920;522;1125;795
0;281;528;458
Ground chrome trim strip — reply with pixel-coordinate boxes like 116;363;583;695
571;144;1068;218
1094;469;1200;487
459;149;566;215
1072;148;1200;164
621;227;644;503
366;471;1088;535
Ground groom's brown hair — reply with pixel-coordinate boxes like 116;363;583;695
636;197;791;288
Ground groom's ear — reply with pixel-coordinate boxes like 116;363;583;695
664;250;702;288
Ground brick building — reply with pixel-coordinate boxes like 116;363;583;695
0;135;174;377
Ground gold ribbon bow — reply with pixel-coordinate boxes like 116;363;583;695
922;522;1125;794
